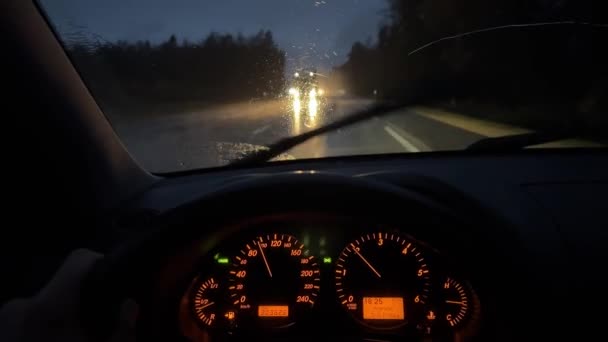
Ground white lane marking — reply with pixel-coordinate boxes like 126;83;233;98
385;119;432;151
252;125;270;135
384;125;420;152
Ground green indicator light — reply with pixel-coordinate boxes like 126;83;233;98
217;257;229;264
323;257;332;264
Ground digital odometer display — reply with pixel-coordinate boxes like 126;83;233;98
258;305;289;317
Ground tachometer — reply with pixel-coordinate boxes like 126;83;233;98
228;234;320;329
335;232;431;329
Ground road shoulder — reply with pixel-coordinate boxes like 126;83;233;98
413;106;531;137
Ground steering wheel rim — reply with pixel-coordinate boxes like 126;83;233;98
80;172;527;340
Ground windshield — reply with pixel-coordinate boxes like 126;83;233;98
39;0;605;172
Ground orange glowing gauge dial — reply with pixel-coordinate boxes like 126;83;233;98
192;277;222;327
335;232;431;329
440;278;471;328
228;234;320;329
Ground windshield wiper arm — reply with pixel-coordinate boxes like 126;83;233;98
229;101;409;167
466;131;573;151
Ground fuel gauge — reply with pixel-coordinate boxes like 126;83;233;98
193;277;222;326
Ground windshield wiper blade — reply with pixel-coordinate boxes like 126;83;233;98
229;101;409;167
466;131;573;151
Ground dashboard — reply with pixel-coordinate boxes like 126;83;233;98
106;152;608;342
125;170;528;342
167;213;485;342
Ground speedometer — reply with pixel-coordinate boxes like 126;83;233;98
228;234;320;329
335;232;431;329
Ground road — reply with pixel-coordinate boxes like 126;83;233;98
110;98;510;172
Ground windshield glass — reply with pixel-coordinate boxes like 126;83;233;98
39;0;605;172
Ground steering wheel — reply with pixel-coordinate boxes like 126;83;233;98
80;172;529;340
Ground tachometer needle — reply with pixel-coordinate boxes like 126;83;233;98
258;242;273;278
352;244;381;278
445;300;464;305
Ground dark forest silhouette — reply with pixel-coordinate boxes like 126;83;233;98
69;30;286;109
334;0;602;98
332;0;605;135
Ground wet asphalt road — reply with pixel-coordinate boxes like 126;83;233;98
112;98;483;172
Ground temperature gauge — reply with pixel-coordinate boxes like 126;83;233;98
440;277;472;328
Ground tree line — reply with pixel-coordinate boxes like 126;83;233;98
332;0;605;134
69;30;286;109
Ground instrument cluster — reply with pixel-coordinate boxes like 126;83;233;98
178;218;482;341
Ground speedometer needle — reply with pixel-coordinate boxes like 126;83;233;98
258;241;273;278
352;244;381;278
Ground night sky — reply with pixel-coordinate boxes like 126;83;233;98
41;0;387;73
